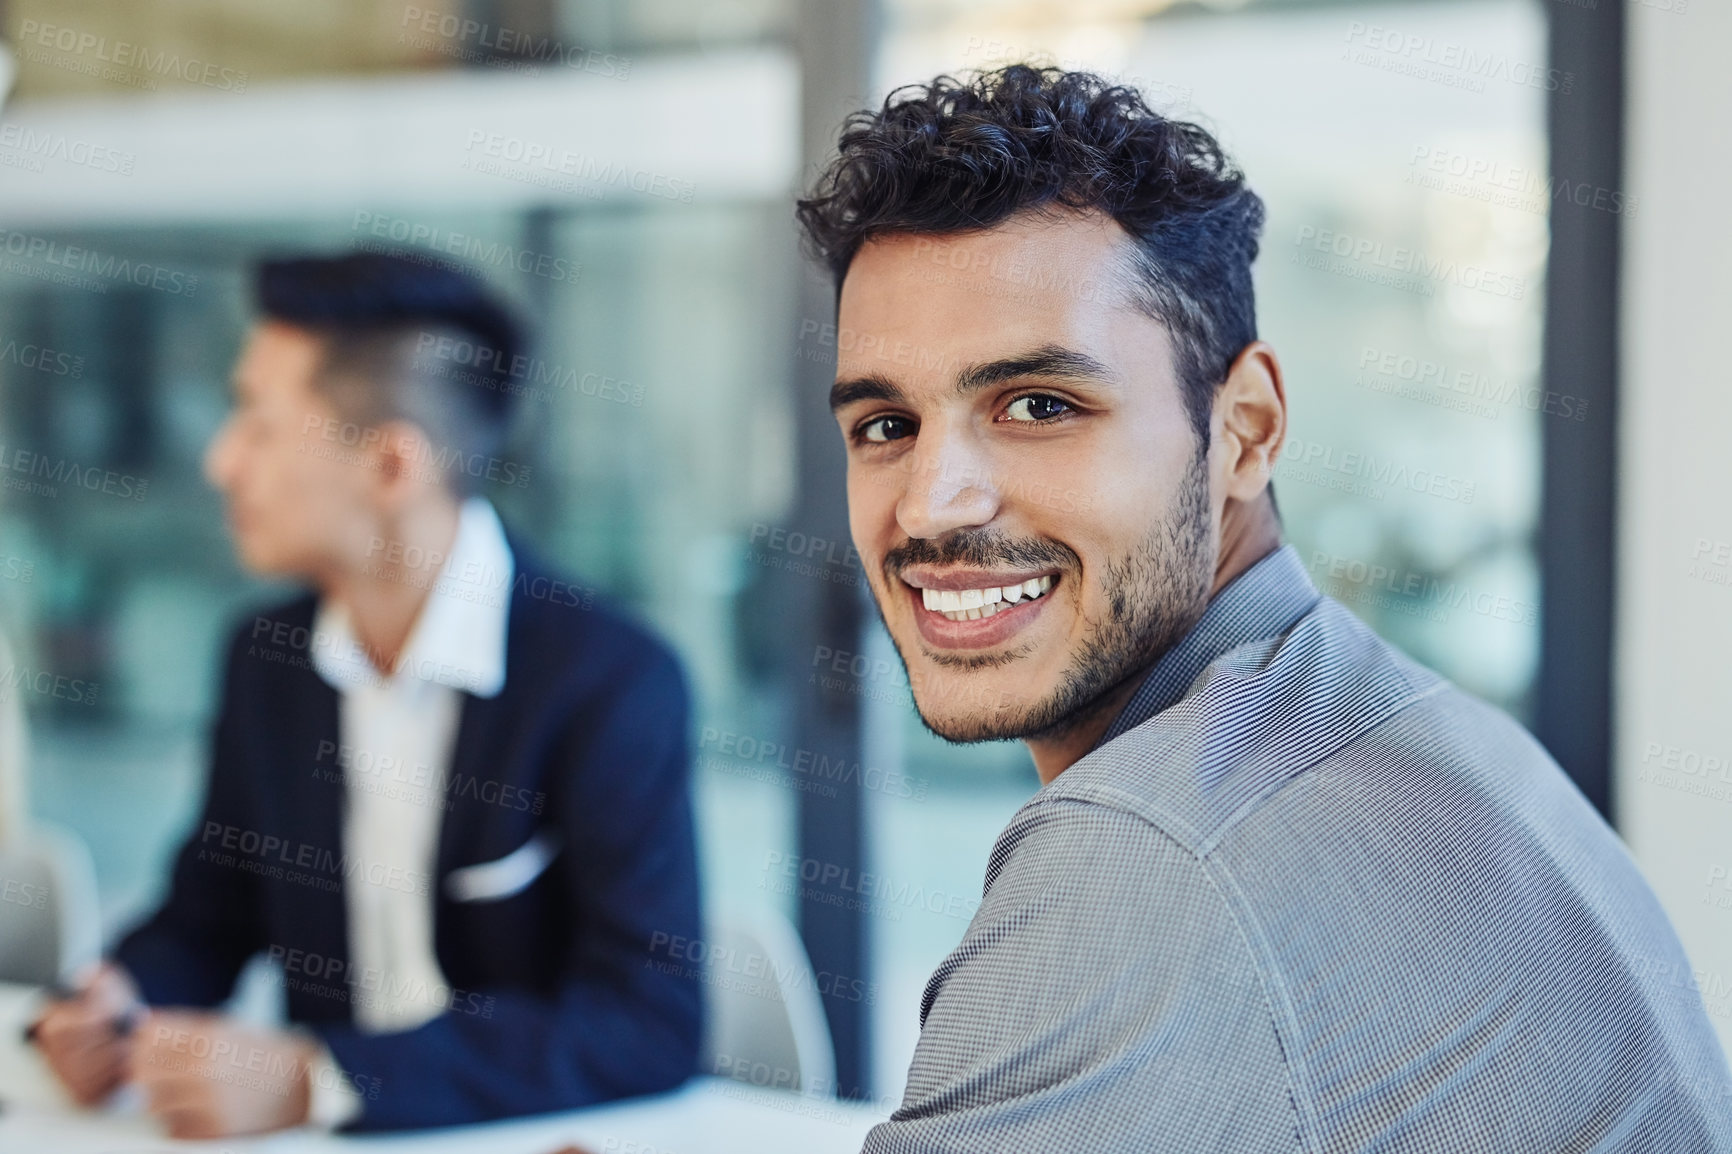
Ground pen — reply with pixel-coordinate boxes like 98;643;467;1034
20;980;141;1045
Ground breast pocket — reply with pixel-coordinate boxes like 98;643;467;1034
443;831;561;903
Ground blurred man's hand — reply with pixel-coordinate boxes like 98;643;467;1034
130;1010;318;1139
30;962;143;1106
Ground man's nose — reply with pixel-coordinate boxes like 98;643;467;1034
894;423;1001;540
202;418;236;491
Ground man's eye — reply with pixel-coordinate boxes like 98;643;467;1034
859;415;915;444
1004;395;1071;422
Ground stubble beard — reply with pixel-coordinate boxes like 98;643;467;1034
879;445;1216;745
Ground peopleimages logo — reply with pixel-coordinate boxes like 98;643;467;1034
0;124;135;176
758;851;981;926
1406;145;1636;219
0;339;84;379
1309;550;1536;626
299;415;533;490
0;664;99;706
0;442;149;502
1280;437;1477;505
0;229;198;296
1292;226;1526;299
399;6;630;79
351;212;579;284
1356;346;1587;422
414;332;644;407
16;20;249;92
1342;21;1573;94
698;726;929;802
462;131;695;204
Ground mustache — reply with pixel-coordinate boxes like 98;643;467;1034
884;530;1079;577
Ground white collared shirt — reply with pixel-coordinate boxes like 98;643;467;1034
309;497;513;1035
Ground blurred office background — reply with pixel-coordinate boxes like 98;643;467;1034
0;0;1721;1109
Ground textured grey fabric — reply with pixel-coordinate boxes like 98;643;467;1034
864;545;1732;1152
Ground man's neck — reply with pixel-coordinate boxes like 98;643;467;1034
1024;495;1283;785
1211;493;1284;600
324;496;463;676
1025;675;1149;785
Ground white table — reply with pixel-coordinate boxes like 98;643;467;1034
0;984;888;1153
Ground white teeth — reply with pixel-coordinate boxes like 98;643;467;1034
920;576;1055;622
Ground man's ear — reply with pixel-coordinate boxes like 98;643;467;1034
373;419;440;508
1213;340;1287;502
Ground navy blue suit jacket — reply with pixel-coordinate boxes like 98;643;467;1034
114;550;703;1131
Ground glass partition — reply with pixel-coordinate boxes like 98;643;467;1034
0;198;804;945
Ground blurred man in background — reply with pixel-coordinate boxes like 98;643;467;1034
28;252;702;1136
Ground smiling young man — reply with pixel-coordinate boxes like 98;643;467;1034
799;67;1732;1151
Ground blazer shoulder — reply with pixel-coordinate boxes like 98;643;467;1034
505;553;684;690
218;592;323;687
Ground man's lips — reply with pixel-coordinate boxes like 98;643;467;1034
898;567;1059;592
898;570;1061;650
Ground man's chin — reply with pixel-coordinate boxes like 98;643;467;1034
905;649;1151;748
912;694;1108;746
913;708;1029;745
908;677;1051;744
234;547;279;577
233;542;304;582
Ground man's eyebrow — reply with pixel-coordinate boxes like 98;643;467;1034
828;346;1114;412
829;372;906;412
956;345;1117;394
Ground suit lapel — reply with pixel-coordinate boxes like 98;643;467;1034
437;564;534;881
436;687;513;881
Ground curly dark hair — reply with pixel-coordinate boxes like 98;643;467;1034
796;65;1266;439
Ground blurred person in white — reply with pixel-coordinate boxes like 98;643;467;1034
26;253;703;1137
802;66;1732;1151
0;628;103;1013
